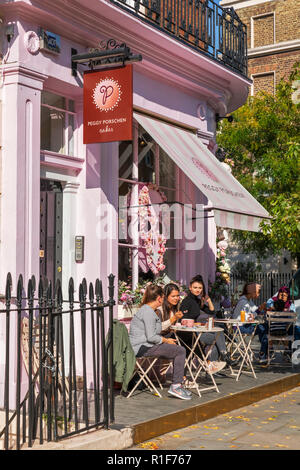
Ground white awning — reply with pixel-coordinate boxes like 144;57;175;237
134;113;270;232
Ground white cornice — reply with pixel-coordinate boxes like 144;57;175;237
220;0;274;9
1;61;48;88
248;39;300;58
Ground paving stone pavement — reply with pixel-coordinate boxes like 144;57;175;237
131;386;300;450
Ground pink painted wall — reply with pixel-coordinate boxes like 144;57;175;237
0;0;250;406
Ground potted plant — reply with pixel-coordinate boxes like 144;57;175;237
118;277;189;318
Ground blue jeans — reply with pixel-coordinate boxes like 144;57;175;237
294;326;300;341
238;323;268;356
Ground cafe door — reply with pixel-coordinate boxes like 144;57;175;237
40;179;63;288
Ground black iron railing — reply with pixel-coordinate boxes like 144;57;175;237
110;0;248;76
0;273;115;450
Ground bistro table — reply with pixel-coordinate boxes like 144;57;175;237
214;318;262;381
171;325;225;397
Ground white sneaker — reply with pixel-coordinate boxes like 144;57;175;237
168;385;192;400
206;361;226;375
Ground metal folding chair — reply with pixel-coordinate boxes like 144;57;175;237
266;311;297;364
126;356;163;398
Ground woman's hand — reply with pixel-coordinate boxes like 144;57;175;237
203;295;214;311
162;337;177;345
170;311;183;324
175;310;183;320
259;302;266;312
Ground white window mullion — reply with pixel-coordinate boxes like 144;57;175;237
64;108;68;155
155;142;160;186
131;122;139;290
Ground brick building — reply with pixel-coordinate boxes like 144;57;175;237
220;0;300;95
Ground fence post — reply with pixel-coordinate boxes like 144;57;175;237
46;281;53;442
68;277;78;430
96;278;109;429
108;273;115;424
79;282;89;428
56;279;68;436
4;273;12;450
38;277;44;445
89;282;99;424
16;275;23;450
27;278;34;448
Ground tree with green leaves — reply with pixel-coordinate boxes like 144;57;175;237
217;62;300;266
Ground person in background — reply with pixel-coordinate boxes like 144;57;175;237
266;286;299;354
129;284;191;400
179;275;228;374
233;282;268;364
220;272;231;310
267;286;296;313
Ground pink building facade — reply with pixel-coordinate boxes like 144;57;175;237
0;0;274;412
0;0;253;298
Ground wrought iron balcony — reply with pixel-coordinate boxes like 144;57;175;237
109;0;248;77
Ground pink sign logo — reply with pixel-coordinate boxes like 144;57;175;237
192;157;219;183
93;78;122;112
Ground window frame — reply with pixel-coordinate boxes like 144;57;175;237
118;120;178;288
251;12;276;49
251;71;276;96
41;91;77;157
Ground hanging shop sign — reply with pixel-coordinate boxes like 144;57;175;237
83;65;133;144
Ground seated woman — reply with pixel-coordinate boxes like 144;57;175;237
179;275;228;374
233;282;268;364
157;283;184;335
153;283;184;383
129;284;191;401
267;286;296;312
266;286;299;351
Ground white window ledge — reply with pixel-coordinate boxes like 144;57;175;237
40;150;84;172
248;39;300;57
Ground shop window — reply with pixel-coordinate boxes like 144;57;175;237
41;91;76;156
119;245;133;283
118;121;177;286
119;140;133;180
138;130;156;183
159;148;176;189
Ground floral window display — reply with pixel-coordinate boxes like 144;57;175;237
127;183;167;275
208;229;231;306
118;123;177;290
118;277;188;309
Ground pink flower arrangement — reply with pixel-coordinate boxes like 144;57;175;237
209;234;231;299
138;185;167;275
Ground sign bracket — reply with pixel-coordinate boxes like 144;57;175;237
71;39;142;77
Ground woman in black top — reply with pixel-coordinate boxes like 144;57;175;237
180;275;234;371
180;275;215;323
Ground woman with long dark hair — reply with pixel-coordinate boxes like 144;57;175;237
180;275;229;374
158;283;184;335
129;284;191;400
